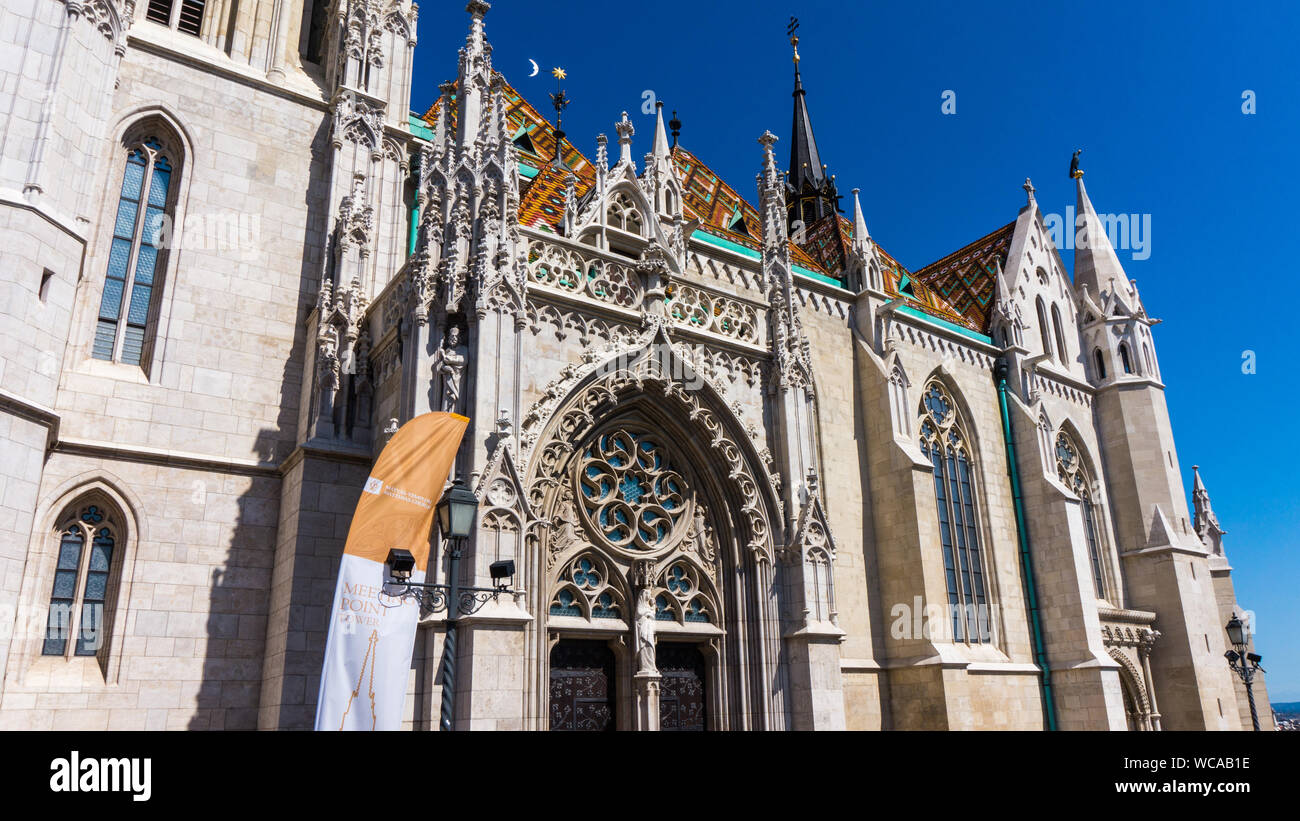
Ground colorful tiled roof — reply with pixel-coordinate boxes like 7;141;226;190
517;162;577;230
912;221;1015;332
417;75;1000;337
802;213;853;277
875;247;980;332
672;145;824;272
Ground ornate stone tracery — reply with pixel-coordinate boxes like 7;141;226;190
574;427;692;555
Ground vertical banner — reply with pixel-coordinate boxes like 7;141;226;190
315;412;469;731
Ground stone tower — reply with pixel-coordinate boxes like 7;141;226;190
1075;175;1242;729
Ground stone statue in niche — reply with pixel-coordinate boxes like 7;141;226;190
635;587;657;675
431;325;467;413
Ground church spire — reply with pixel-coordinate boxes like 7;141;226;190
1073;168;1132;310
851;188;871;251
785;17;839;233
1192;465;1226;556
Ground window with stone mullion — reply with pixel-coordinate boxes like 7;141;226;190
93;138;173;368
919;382;991;645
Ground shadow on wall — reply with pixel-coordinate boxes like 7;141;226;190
187;429;282;730
189;118;333;729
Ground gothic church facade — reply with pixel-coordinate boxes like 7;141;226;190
0;0;1271;730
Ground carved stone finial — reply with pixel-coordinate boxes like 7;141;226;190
615;111;635;167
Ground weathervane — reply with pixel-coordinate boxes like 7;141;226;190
788;16;800;63
1069;148;1084;179
550;67;570;163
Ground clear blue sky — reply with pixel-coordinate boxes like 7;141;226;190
413;1;1299;702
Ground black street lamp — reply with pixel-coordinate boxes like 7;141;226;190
383;477;517;731
1224;612;1265;731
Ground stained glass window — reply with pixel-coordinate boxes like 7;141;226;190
550;553;626;622
93;136;175;369
577;428;689;551
42;504;119;659
919;382;990;643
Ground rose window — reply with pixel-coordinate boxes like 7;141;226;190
576;428;690;552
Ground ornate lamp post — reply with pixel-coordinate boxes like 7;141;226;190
1223;612;1265;731
384;477;517;731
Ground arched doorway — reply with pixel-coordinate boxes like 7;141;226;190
549;639;616;731
522;335;784;731
657;642;707;731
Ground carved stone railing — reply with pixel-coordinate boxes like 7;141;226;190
665;279;763;347
527;239;642;310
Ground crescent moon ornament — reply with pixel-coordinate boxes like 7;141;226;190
528;59;539;77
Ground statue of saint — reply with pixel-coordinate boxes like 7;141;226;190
431;325;467;413
635;587;657;674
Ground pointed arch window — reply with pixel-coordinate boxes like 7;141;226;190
1056;432;1108;598
918;382;990;643
888;365;910;438
1051;304;1069;364
607;192;643;236
93;134;177;369
1118;343;1133;374
1093;348;1107;380
1035;297;1053;358
42;503;121;659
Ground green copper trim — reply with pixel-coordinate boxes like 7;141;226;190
793;264;841;287
689;230;845;288
408;205;419;258
994;358;1058;732
519;164;540;180
895;305;992;344
408;113;434;141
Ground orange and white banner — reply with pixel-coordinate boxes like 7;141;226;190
315;412;469;731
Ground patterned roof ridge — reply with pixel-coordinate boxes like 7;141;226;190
912;220;1016;332
671;145;827;274
801;212;853;276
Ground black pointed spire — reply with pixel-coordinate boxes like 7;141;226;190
785;18;839;235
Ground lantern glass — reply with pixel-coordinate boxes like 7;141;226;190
436;478;478;540
1225;614;1245;648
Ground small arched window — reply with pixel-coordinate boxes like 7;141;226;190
1051;304;1069;364
1055;432;1108;598
145;0;206;37
888;365;910;437
918;382;991;643
1093;348;1107;380
607;192;642;235
1035;297;1053;358
1142;342;1154;376
42;502;122;659
1119;343;1133;374
92;134;178;369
